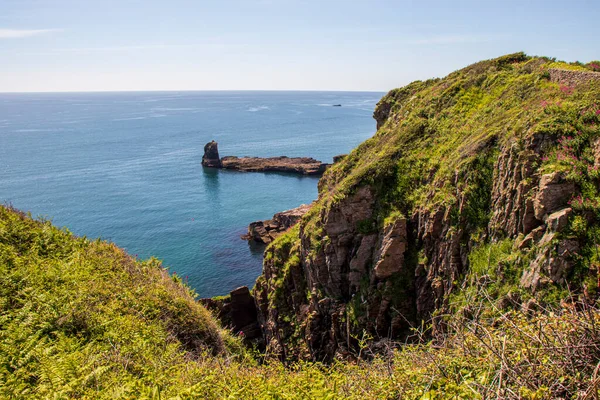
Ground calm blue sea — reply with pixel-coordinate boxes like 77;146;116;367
0;91;381;297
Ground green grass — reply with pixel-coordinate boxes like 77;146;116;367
0;205;248;398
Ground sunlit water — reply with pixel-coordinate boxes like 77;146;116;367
0;91;381;297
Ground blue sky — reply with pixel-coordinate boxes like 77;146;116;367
0;0;598;92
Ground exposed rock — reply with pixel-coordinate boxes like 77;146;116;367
373;98;393;130
220;156;328;175
201;140;222;167
202;141;328;175
546;208;572;232
518;226;546;250
533;173;575;221
373;219;407;280
242;204;312;244
348;234;377;291
521;235;579;291
200;286;263;347
490;139;539;237
593;138;600;168
496;292;522;311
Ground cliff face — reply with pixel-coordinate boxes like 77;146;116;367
253;53;600;361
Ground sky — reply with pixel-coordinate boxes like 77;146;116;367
0;0;598;92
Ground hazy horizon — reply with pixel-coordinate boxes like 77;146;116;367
0;89;386;94
1;0;598;93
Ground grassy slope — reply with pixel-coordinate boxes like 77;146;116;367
0;206;247;398
2;206;599;399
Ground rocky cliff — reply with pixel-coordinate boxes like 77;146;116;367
252;53;600;362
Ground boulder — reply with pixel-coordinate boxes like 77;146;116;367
533;172;575;220
546;208;572;232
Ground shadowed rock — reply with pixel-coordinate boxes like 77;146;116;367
201;140;221;167
200;286;263;347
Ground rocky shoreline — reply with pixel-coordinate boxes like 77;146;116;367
202;140;328;175
242;203;312;244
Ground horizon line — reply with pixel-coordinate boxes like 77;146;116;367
0;88;389;95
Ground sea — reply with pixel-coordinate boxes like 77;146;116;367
0;91;382;297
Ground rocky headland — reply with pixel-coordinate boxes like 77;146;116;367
201;140;328;175
246;54;600;362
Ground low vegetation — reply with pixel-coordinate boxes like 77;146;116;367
2;205;600;398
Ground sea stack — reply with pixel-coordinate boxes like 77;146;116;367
202;140;222;167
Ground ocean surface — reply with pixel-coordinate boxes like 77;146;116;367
0;91;381;297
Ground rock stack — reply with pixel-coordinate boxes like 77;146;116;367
201;140;222;168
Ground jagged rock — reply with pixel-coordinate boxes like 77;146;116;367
521;236;579;290
348;234;377;291
201;140;222;167
373;99;393;130
200;286;263;346
518;226;546;250
548;240;579;283
533;173;575;221
373;219;407;280
243;204;312;244
490;139;540;237
547;208;572;232
229;286;260;336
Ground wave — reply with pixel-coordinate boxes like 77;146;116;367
247;106;270;112
14;128;61;133
112;116;148;121
151;107;198;112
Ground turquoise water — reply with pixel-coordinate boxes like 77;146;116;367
0;91;381;297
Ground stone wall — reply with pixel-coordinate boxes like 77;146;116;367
549;68;600;86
